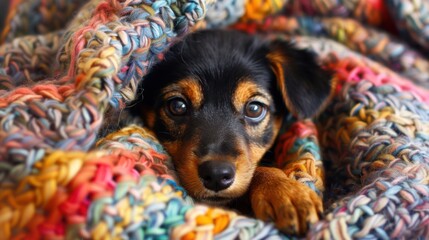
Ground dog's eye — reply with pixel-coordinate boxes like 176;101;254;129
244;101;267;123
167;98;188;116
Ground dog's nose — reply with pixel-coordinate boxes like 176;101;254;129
198;161;235;192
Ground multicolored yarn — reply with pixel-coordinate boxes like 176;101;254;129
2;0;429;239
204;0;245;28
0;0;88;44
292;36;429;103
0;31;63;90
240;0;286;21
275;35;429;236
233;15;429;88
196;0;394;29
0;0;207;183
0;125;178;239
203;0;287;27
312;55;429;238
386;0;429;50
0;125;287;239
263;34;429;237
275;119;325;197
284;0;390;27
204;0;429;86
0;0;287;239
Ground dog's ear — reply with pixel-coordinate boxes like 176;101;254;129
267;40;333;118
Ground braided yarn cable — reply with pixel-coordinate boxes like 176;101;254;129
271;35;429;237
0;0;206;186
269;35;429;236
274;35;429;237
272;34;429;238
275;120;325;196
0;125;287;239
96;126;286;240
309;55;429;238
311;161;429;239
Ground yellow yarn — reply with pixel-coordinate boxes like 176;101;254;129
0;151;95;239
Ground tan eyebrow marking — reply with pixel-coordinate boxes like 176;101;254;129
232;79;271;112
162;78;204;109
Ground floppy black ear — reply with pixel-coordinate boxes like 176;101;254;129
267;40;334;118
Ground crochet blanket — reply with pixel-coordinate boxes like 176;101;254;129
1;0;429;239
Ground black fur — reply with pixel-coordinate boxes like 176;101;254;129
268;40;332;118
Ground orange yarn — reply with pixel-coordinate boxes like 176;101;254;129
241;0;286;21
177;207;234;240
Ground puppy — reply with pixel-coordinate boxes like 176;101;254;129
129;29;332;235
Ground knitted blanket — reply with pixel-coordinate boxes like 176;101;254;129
1;0;429;239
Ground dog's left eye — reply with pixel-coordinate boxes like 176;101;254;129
244;101;267;123
167;98;188;116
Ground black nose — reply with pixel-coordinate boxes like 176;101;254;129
198;161;235;192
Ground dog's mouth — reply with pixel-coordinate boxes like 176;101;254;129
199;196;233;205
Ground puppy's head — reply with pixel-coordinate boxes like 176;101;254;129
129;30;332;205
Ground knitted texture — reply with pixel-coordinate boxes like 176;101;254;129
315;55;429;239
386;0;429;50
205;0;245;28
0;0;206;183
2;0;429;239
284;0;390;27
0;31;63;90
203;0;429;87
0;0;89;44
274;37;429;237
275;119;325;196
233;15;429;88
0;125;285;239
0;0;288;239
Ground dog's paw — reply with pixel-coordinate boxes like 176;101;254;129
250;167;323;236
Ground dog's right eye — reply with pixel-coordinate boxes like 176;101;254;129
167;98;188;116
244;101;267;124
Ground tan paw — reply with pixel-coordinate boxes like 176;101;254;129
250;167;323;236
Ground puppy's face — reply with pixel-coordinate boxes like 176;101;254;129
130;30;332;205
145;76;283;205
